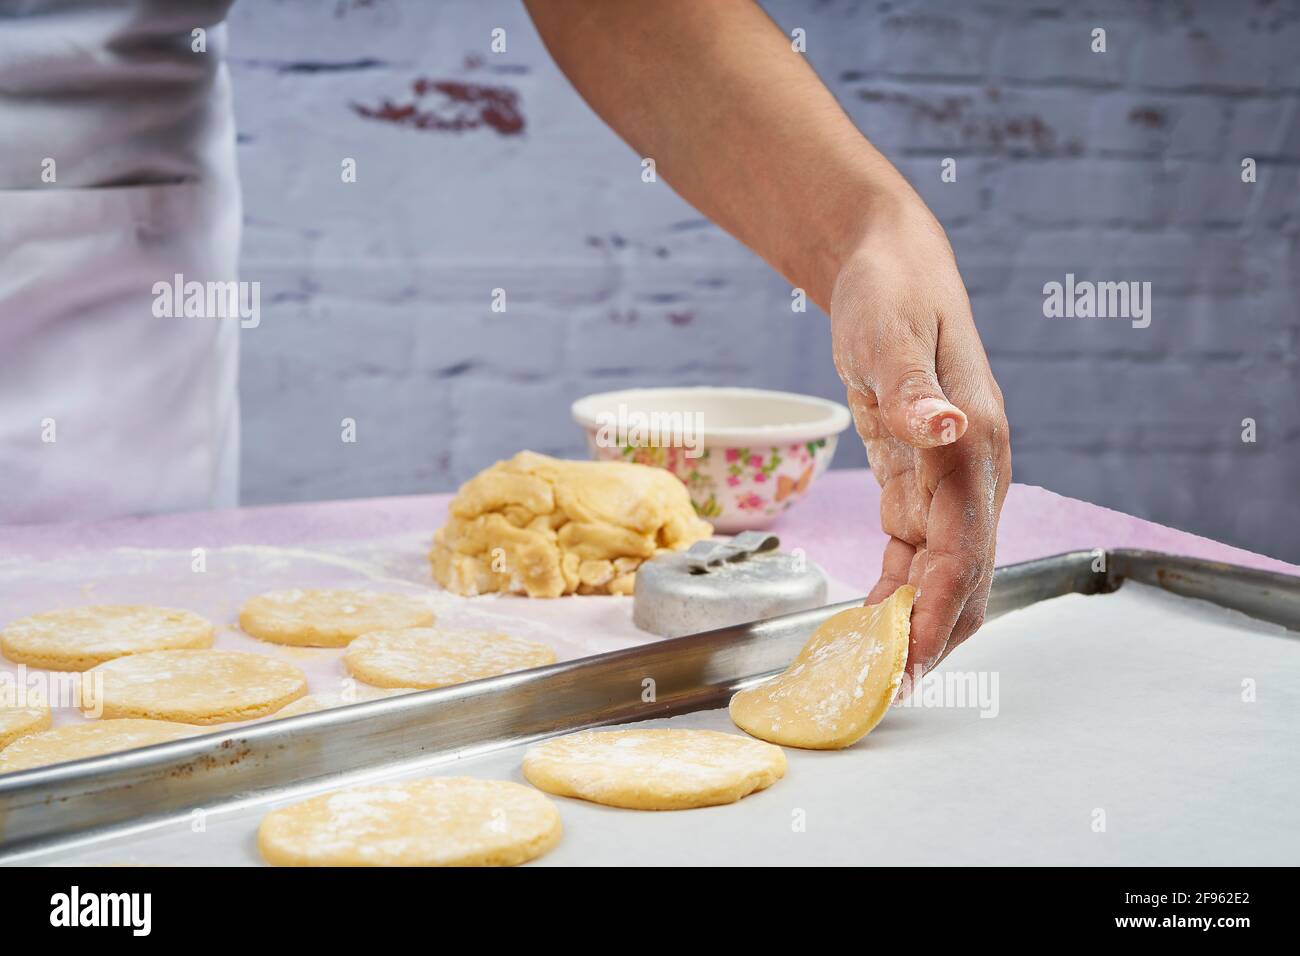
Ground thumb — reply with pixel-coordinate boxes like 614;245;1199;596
875;346;968;449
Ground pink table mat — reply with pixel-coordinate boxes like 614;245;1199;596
2;471;1295;584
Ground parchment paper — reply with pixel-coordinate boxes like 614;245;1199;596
11;581;1298;866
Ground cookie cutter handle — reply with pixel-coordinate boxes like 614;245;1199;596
684;532;780;573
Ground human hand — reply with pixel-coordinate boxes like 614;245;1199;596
830;197;1011;689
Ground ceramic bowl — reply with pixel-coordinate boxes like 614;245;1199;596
571;386;852;533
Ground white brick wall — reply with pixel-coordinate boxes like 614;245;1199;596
228;0;1300;562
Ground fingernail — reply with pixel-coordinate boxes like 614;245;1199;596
912;397;953;420
909;398;964;443
892;671;917;705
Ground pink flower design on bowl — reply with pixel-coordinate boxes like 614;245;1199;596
572;387;852;533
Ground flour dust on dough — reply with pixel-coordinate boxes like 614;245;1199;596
430;450;712;598
0;719;199;774
344;627;557;689
0;697;52;752
84;649;308;724
522;728;787;810
1;605;213;671
238;588;435;647
257;777;563;867
729;584;915;750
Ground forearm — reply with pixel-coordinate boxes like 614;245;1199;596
525;0;923;312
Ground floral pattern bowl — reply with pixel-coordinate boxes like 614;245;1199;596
571;387;852;533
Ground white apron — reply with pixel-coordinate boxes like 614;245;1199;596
0;0;241;524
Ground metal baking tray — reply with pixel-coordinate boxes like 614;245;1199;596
1;547;1297;862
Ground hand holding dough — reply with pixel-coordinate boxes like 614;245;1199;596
430;451;712;598
729;585;915;750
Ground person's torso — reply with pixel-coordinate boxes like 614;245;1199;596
0;0;242;523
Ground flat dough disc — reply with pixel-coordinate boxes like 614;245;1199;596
258;777;563;866
1;605;213;671
239;589;435;647
344;627;556;689
0;698;52;751
730;584;915;750
0;719;199;774
85;649;308;724
522;728;787;810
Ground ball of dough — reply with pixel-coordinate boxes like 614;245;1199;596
522;728;786;810
239;589;435;647
1;605;213;671
0;719;199;774
344;627;556;689
257;777;563;866
729;584;915;750
430;451;712;598
85;649;308;724
0;698;52;751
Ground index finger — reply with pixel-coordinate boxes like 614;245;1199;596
906;452;998;680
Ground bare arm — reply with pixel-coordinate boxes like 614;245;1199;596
524;0;910;310
527;0;1011;680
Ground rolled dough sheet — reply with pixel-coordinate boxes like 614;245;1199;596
9;580;1297;867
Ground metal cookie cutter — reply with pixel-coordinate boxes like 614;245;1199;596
633;533;829;637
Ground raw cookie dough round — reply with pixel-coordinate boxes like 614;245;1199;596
257;777;563;867
1;605;214;671
522;728;786;810
239;589;435;647
0;698;52;751
730;584;915;750
344;627;556;689
85;649;308;724
0;719;199;774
